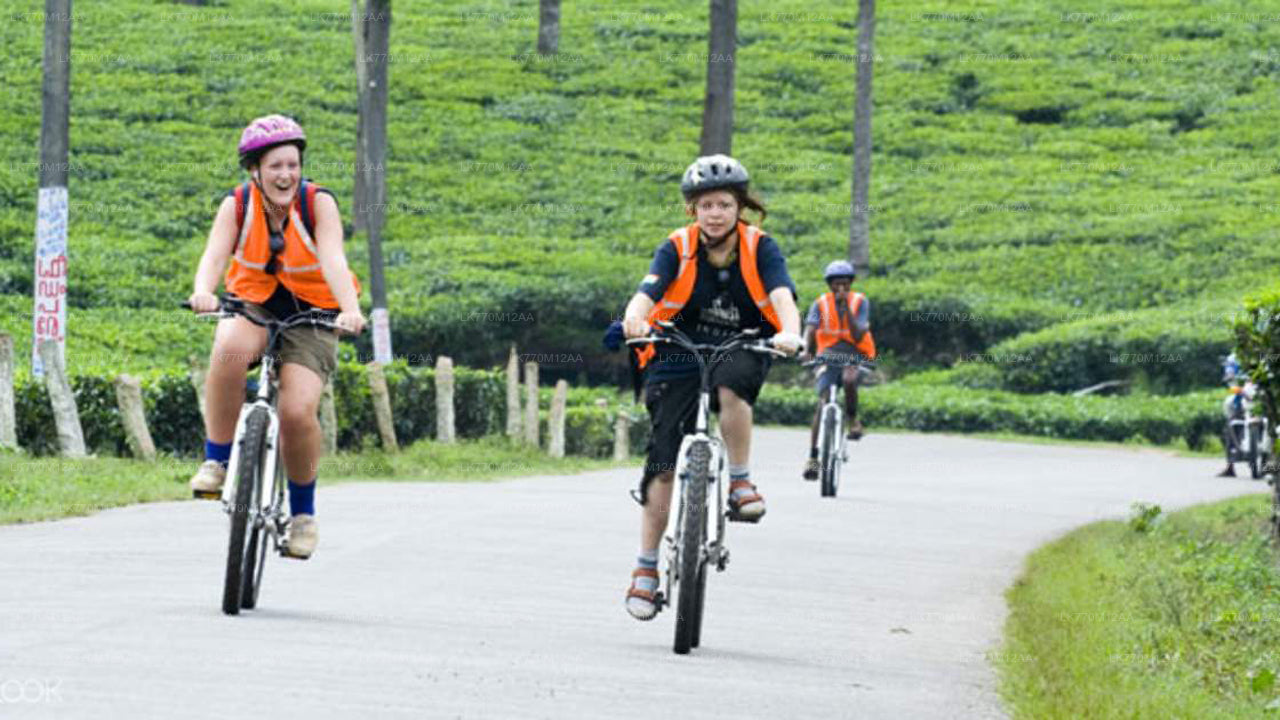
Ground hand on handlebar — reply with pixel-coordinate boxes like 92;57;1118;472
769;331;803;357
187;292;219;314
335;310;367;336
622;315;650;339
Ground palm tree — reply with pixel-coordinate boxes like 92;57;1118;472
538;0;560;55
848;0;876;275
699;0;737;154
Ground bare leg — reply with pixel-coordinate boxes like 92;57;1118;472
204;317;267;443
717;386;752;468
277;363;326;484
641;472;675;550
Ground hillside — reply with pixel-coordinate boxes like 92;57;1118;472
2;0;1278;394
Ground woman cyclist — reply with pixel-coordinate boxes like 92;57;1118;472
620;155;803;621
186;114;365;559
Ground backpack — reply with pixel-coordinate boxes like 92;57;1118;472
232;179;322;239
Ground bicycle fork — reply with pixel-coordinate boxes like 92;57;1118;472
221;401;284;538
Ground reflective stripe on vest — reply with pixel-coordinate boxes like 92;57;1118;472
635;221;783;369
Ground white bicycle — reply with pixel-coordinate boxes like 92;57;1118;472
187;296;347;615
804;356;874;498
627;322;787;654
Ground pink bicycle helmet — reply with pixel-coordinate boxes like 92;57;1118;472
237;114;307;168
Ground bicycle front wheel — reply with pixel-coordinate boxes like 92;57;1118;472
674;441;710;655
240;457;281;610
223;407;269;616
820;407;839;498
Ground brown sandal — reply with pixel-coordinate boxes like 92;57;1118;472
728;480;766;522
625;567;660;620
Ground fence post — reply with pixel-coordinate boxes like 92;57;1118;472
506;344;521;439
436;355;456;443
38;339;85;458
0;334;16;451
523;361;539;446
114;373;156;461
548;379;567;458
367;362;399;452
319;377;338;455
613;412;630;461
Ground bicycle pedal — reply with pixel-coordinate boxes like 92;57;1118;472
192;490;221;501
279;544;312;561
726;509;764;524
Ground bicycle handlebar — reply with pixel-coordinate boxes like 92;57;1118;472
802;356;876;370
625;322;790;360
181;296;353;334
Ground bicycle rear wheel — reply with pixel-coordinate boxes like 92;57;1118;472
820;407;839;498
674;441;710;655
223;407;268;616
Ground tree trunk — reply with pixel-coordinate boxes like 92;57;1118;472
848;0;876;274
352;0;368;232
699;0;737;155
537;0;560;55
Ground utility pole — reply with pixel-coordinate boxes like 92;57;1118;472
33;0;72;377
358;1;392;363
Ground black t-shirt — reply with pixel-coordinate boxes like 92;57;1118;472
638;233;795;378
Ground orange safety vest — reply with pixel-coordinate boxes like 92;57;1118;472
814;291;876;359
635;221;782;369
224;181;360;309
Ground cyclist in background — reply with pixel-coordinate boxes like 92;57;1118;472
187;115;365;558
619;155;803;620
800;260;875;480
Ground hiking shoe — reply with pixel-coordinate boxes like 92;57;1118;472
802;458;819;481
728;481;766;523
625;567;660;621
284;514;318;559
189;460;227;499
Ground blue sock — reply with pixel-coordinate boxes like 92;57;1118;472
729;466;754;502
288;478;316;517
205;440;232;468
634;549;659;593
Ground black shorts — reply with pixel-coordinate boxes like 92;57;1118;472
641;348;770;484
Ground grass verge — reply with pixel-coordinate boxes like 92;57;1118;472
0;437;625;525
998;494;1280;719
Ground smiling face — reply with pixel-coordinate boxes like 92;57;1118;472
690;189;740;241
252;144;301;208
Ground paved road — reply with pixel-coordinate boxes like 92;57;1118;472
0;430;1263;719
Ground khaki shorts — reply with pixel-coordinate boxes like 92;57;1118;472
239;300;339;383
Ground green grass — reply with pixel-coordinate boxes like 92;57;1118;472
2;0;1278;391
0;437;623;525
998;494;1280;719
